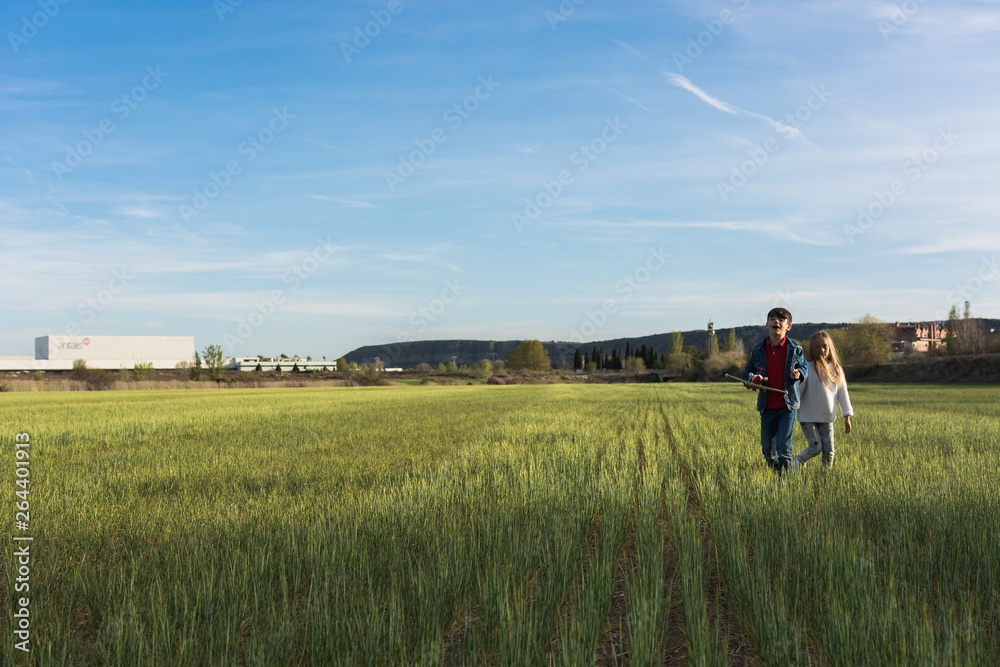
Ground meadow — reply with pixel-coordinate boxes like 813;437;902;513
2;383;999;665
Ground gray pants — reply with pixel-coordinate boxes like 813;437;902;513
796;422;835;466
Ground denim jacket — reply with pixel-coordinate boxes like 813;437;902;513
743;337;808;412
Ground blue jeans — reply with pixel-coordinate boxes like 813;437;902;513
760;407;797;473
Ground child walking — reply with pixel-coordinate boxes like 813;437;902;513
742;307;808;476
794;331;853;468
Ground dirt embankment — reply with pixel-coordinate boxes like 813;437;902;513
845;355;1000;384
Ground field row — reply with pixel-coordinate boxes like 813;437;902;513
2;384;999;664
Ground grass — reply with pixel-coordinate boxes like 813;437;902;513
2;383;998;664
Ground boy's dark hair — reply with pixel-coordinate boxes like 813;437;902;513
767;307;792;323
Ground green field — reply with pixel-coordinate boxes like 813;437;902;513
2;384;999;665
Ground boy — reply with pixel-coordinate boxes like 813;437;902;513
742;308;808;475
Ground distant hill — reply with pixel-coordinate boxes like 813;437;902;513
342;322;849;368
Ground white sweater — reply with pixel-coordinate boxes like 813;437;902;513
797;361;853;423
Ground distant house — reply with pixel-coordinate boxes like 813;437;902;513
891;322;946;354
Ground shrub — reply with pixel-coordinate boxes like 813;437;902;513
355;368;388;386
487;376;506;385
190;352;203;380
31;371;43;381
133;362;156;381
473;360;493;380
699;350;747;381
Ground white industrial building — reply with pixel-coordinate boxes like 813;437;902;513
0;336;195;371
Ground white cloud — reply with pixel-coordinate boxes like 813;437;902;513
663;72;811;146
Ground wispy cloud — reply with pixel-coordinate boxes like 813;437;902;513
115;206;161;219
612;38;649;62
379;250;461;273
5;157;73;218
663;72;811;145
608;88;653;113
902;235;1000;254
306;194;375;208
551;218;842;246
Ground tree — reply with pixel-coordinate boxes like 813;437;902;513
838;315;892;367
190;351;203;380
202;344;226;381
945;306;959;354
507;339;551;371
668;332;683;358
573;348;584;370
473;360;493;380
624;356;646;373
336;357;348;372
957;303;986;354
705;333;719;357
722;328;738;353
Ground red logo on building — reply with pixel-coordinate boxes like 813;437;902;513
82;337;91;346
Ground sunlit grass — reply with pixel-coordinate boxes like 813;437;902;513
1;383;998;664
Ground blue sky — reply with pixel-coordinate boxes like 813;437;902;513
2;0;999;360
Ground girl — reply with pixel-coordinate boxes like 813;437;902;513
794;331;853;468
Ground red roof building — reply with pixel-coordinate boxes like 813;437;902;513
891;322;946;353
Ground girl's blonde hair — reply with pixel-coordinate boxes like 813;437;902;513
810;330;844;389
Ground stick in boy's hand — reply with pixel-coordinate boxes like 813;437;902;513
724;373;789;396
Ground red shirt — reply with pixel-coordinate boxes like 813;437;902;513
764;336;788;410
